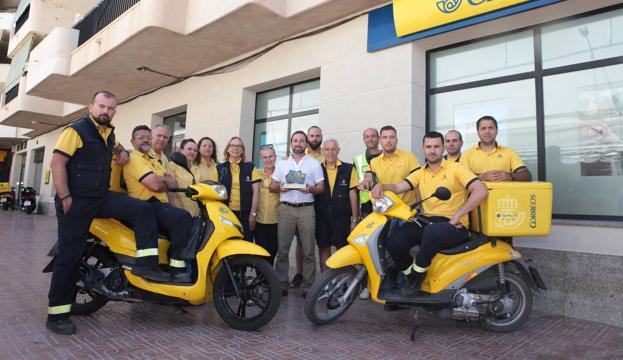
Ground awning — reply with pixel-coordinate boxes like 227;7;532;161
4;35;33;93
12;0;31;25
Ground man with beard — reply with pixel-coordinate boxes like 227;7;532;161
270;131;325;296
444;130;463;162
371;131;488;295
460;116;532;182
290;126;324;289
47;92;170;335
361;126;421;206
124;125;194;284
150;124;170;167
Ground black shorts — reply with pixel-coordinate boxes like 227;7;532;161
315;215;350;249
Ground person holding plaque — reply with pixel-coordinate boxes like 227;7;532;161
270;131;325;297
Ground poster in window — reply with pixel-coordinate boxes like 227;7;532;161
577;82;623;176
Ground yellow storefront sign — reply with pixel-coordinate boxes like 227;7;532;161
393;0;530;37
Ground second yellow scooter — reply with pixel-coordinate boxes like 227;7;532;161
304;186;547;338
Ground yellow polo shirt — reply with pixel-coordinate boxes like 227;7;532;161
123;151;168;203
166;161;201;216
369;149;421;205
54;117;121;191
444;153;461;163
253;168;280;224
306;148;325;163
404;159;478;226
149;148;169;168
198;158;218;182
325;160;359;195
460;143;525;175
228;160;261;211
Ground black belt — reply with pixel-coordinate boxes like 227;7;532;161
281;202;314;208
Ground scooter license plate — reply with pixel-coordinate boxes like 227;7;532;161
23;201;31;206
0;198;6;203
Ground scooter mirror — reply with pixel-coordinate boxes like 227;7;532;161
170;152;191;172
433;187;451;201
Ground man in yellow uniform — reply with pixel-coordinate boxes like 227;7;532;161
460;116;532;182
124;125;194;283
46;91;169;335
314;139;359;273
444;130;463;162
362;125;421;205
372;131;488;295
149;124;170;167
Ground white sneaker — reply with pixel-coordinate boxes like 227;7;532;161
359;287;370;300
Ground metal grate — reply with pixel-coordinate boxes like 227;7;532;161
73;0;140;47
4;84;19;105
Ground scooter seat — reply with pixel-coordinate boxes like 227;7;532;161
438;236;489;255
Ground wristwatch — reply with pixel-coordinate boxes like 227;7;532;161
251;211;257;217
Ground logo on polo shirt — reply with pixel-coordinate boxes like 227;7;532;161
497;154;503;158
442;174;448;180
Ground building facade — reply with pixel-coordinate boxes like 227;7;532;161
1;0;622;326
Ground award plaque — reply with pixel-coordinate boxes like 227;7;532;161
284;170;307;189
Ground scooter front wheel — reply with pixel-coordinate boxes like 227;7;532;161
213;255;281;331
304;266;362;325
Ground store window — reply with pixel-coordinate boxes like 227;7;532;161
253;79;320;167
428;7;623;219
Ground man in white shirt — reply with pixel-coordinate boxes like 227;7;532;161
270;131;325;296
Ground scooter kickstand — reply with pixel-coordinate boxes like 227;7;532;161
410;309;422;342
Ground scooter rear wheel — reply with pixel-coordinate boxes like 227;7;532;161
481;272;532;332
71;245;116;315
213;255;281;331
304;266;361;325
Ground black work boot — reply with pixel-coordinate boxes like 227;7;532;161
401;271;426;297
131;266;172;283
171;268;191;283
46;317;76;335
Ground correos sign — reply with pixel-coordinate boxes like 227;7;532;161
393;0;530;37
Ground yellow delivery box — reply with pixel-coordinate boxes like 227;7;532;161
470;182;552;237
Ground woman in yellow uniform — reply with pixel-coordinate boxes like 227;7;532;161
166;139;201;216
196;136;218;182
217;137;260;241
253;144;280;264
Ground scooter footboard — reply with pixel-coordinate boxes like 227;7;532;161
326;245;363;268
210;239;271;270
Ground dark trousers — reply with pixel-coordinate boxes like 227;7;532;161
315;215;350;249
360;201;373;219
385;217;469;271
48;191;158;320
255;222;278;265
148;200;193;261
233;210;254;242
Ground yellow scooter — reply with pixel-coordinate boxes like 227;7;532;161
304;187;546;337
46;177;281;331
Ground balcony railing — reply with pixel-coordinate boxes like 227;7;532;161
73;0;140;47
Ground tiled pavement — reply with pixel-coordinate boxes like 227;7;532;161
1;210;622;360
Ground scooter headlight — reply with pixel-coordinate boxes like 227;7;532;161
211;184;228;199
219;215;243;233
372;196;394;213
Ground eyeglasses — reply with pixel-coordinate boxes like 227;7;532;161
229;144;244;149
259;144;274;150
